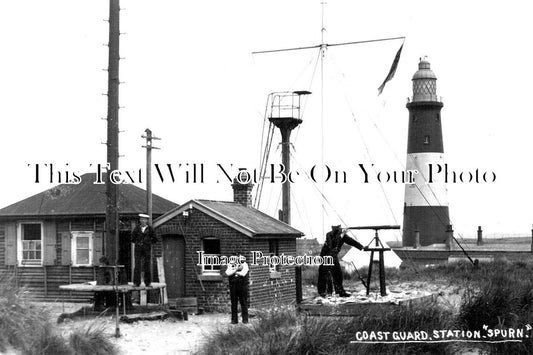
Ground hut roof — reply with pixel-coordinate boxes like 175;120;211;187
154;199;303;238
0;173;178;218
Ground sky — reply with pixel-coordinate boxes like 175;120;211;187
0;0;532;243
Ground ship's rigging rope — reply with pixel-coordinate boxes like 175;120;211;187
291;188;315;238
254;50;321;210
252;28;475;266
294;48;322;145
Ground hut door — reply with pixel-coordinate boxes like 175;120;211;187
162;235;185;298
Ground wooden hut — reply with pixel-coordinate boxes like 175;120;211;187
0;173;177;301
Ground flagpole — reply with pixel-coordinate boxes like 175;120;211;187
320;1;326;238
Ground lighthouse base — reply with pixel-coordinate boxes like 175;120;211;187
402;205;450;247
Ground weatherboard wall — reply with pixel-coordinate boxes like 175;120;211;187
0;224;5;266
0;217;131;302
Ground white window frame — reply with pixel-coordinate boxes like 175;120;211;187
201;238;221;275
71;231;94;267
269;239;280;273
17;222;44;267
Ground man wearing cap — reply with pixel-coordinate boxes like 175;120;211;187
132;213;158;287
317;225;363;297
225;252;249;324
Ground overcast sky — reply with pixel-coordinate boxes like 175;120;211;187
1;0;532;243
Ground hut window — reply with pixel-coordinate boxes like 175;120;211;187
201;238;221;274
18;223;43;266
269;240;280;272
71;231;93;266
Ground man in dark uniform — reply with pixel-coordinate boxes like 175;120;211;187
317;225;363;297
132;213;158;287
225;252;249;324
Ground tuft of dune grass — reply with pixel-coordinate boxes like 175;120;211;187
0;274;117;355
458;264;533;355
69;324;117;355
196;301;453;355
199;260;533;355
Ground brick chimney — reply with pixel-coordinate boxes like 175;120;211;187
232;170;254;208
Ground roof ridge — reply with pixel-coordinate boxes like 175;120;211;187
195;198;235;203
0;174;178;216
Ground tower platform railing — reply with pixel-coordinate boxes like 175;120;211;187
267;91;311;121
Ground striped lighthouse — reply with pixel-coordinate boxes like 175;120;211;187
402;58;450;247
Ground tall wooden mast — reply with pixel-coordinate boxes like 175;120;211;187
105;0;120;264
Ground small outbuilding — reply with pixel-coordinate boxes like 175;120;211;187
153;180;304;310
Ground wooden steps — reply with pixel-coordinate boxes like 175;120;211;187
171;297;198;314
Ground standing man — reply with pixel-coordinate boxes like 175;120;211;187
132;213;158;287
225;252;249;324
317;225;363;297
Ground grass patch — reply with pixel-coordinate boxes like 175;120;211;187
0;274;117;355
196;301;453;355
0;275;51;353
196;306;341;355
199;260;533;355
458;265;533;355
69;324;117;355
345;300;454;355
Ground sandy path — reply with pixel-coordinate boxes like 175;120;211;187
41;302;231;355
37;281;464;355
112;313;230;354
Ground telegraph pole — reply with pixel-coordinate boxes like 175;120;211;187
142;129;161;224
142;129;160;284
